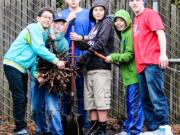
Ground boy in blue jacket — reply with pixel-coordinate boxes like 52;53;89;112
30;13;68;135
3;7;66;135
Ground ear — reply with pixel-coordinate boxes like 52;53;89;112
36;16;40;22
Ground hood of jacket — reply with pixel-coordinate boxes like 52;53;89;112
113;9;132;37
89;0;108;23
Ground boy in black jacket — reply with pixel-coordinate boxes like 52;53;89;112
70;0;114;134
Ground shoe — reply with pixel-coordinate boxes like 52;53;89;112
115;131;127;135
153;125;173;135
14;128;29;135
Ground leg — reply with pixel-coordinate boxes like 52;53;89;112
93;70;112;135
84;72;98;134
76;74;90;128
144;65;169;127
31;80;46;133
45;90;63;135
124;84;144;135
4;65;28;132
138;72;158;131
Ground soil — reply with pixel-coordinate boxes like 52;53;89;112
0;117;180;135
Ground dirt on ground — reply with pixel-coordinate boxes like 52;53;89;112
0;117;180;135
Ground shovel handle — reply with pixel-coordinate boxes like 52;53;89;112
94;51;106;61
71;19;76;93
93;51;120;67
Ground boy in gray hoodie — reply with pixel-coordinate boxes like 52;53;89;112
70;0;114;134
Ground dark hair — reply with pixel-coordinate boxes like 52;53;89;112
37;7;55;17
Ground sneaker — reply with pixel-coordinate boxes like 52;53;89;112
154;125;173;135
115;131;127;135
14;128;29;135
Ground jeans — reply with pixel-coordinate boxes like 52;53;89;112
61;74;90;128
31;80;63;135
123;83;144;135
3;65;28;132
138;65;169;131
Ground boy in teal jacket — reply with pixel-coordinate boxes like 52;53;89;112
105;10;144;135
30;13;68;135
3;7;66;135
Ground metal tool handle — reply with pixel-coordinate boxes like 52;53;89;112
71;18;76;96
90;50;120;67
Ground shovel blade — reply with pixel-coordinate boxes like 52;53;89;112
62;113;83;135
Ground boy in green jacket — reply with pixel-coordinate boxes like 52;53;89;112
105;9;144;135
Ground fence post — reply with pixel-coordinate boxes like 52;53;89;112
152;0;159;12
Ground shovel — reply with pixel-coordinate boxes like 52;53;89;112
62;18;83;135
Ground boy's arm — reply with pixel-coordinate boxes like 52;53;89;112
28;26;59;64
156;30;169;69
109;33;134;63
29;25;65;69
63;12;76;34
55;35;69;54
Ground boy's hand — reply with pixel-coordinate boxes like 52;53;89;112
66;12;76;22
37;76;45;84
56;60;66;69
159;54;169;69
70;32;82;41
105;56;111;63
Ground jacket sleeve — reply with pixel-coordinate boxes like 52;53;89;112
29;60;39;79
28;25;59;64
89;19;112;52
110;32;134;63
54;33;69;54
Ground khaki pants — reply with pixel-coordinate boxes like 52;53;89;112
84;69;112;110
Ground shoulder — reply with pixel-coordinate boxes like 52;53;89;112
144;8;159;16
26;23;42;31
81;8;90;12
59;9;69;15
124;28;132;40
102;18;113;26
26;23;37;28
78;8;90;15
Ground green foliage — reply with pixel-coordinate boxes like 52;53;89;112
175;0;180;8
56;0;64;8
171;0;180;8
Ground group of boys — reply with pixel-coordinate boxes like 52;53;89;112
3;0;173;135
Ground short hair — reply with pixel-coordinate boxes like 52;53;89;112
37;7;55;17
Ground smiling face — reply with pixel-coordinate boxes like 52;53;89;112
37;11;53;28
92;6;105;22
52;21;65;34
114;18;126;31
129;0;144;16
